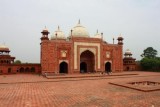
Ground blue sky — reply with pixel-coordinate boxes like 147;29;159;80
0;0;160;63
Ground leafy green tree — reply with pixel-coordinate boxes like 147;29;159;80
140;57;151;70
141;47;157;59
140;47;160;71
14;60;21;64
141;57;160;71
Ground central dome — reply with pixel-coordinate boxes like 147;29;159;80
70;20;89;37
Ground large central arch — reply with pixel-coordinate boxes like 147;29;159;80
80;50;95;73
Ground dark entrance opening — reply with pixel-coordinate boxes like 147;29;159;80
59;62;68;73
80;62;87;73
127;66;130;71
8;68;11;73
80;50;95;73
20;67;24;73
31;67;35;72
25;67;30;73
105;62;111;72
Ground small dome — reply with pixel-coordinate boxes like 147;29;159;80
94;30;102;39
51;26;66;40
125;49;132;55
117;34;124;40
43;28;48;32
70;20;89;37
0;44;10;52
41;26;49;33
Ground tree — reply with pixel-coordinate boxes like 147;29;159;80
140;57;151;70
141;57;160;71
14;60;21;64
140;47;160;71
141;47;157;59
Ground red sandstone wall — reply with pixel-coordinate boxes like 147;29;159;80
0;64;41;74
102;44;123;72
41;37;124;74
41;40;72;74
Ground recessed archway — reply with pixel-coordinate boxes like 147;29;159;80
20;67;24;73
59;62;68;74
8;68;11;73
105;62;111;72
80;50;95;73
25;67;30;72
80;62;87;73
31;67;35;72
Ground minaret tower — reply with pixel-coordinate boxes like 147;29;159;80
40;27;50;74
116;34;124;72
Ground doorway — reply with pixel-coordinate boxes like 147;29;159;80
105;62;111;72
59;62;68;73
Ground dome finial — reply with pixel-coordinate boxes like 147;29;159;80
44;26;47;30
78;19;80;24
119;33;122;37
43;26;48;31
58;26;60;30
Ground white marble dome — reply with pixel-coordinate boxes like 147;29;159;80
51;26;66;40
70;20;89;37
0;44;10;51
125;49;132;55
94;30;102;39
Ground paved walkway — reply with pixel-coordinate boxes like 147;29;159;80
0;71;160;107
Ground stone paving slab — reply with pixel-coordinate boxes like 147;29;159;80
0;71;160;107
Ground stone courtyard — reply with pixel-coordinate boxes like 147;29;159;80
0;71;160;107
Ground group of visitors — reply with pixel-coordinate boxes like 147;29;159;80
101;70;112;75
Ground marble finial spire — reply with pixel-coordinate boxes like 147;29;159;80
58;26;60;30
78;19;80;24
97;29;98;33
119;33;122;37
44;26;47;30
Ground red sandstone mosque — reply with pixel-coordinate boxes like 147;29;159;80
0;21;137;74
40;21;124;74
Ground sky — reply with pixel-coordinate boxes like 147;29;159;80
0;0;160;63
